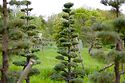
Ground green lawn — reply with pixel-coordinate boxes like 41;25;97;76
4;48;106;83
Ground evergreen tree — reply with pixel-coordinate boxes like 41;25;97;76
90;1;125;83
101;1;125;83
52;2;84;83
8;0;40;83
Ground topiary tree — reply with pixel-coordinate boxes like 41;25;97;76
89;1;125;83
89;71;115;83
90;18;125;83
52;2;84;83
8;0;40;83
100;1;125;83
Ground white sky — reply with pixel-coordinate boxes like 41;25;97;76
29;0;112;17
0;0;125;18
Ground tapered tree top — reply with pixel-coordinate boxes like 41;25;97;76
21;0;31;5
64;2;74;8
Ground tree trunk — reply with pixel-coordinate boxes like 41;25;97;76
116;0;119;18
114;60;120;83
88;43;93;55
26;5;29;26
67;46;71;83
114;39;123;83
17;59;35;83
116;7;119;18
26;76;30;83
114;1;123;82
1;0;9;83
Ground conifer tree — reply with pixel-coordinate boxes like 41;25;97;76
53;2;84;83
89;0;125;83
101;1;125;83
8;0;40;83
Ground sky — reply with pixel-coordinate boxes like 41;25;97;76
27;0;112;17
0;0;125;18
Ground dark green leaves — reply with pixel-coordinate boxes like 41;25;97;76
101;0;108;6
72;33;78;38
13;61;26;66
21;8;33;12
9;0;32;6
21;0;31;5
62;19;69;27
113;17;125;32
69;52;77;58
55;56;65;60
20;16;34;20
62;13;69;19
57;50;68;56
97;31;119;43
59;37;67;42
107;50;125;62
29;68;40;76
16;40;30;49
73;58;83;63
64;2;74;8
54;63;66;71
63;8;71;13
9;29;23;40
9;0;22;6
89;71;114;83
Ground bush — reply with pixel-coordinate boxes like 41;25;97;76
89;71;115;83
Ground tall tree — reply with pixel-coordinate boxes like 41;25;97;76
101;0;125;83
7;0;40;82
89;1;125;83
13;1;40;83
52;2;84;83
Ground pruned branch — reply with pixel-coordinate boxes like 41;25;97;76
99;63;114;72
17;59;35;83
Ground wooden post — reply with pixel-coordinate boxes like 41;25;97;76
17;59;35;83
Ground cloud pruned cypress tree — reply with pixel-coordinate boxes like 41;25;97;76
52;2;84;83
9;0;40;83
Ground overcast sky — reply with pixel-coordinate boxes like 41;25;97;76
0;0;125;18
24;0;112;16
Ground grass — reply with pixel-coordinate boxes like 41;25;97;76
82;48;105;72
1;47;106;83
31;48;105;83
